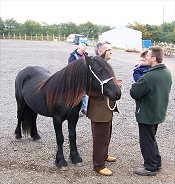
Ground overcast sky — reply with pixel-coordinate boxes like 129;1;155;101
1;0;175;27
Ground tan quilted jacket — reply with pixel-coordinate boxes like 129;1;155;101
87;91;118;122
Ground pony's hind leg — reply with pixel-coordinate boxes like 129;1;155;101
15;103;40;140
67;112;83;167
15;103;25;139
15;120;22;139
29;111;40;140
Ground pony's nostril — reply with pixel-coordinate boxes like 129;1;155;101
116;92;121;100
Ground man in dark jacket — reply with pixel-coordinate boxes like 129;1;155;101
130;46;172;176
68;43;87;64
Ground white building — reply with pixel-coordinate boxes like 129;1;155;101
98;26;142;51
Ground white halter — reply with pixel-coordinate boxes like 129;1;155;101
89;65;114;94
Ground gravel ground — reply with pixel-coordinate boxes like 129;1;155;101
0;40;174;184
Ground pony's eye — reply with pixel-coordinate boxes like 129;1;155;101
97;68;103;74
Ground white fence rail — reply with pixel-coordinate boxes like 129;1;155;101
0;33;66;41
0;33;97;46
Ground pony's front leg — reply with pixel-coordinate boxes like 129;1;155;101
53;117;69;171
68;115;83;167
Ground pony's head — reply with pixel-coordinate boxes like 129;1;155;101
86;56;121;101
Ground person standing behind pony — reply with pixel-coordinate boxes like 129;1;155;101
68;43;87;64
133;50;151;82
130;46;172;176
68;43;88;116
87;41;121;176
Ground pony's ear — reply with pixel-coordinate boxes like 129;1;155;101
93;56;105;63
85;55;93;65
101;50;107;59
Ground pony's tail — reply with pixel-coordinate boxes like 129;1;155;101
21;106;32;136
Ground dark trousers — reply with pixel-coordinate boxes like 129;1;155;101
91;121;112;171
138;123;161;172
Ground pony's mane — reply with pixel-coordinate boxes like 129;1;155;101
37;59;87;111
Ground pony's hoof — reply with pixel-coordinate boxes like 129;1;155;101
55;160;69;171
60;166;69;171
32;134;41;141
70;154;83;166
75;162;83;167
15;134;22;139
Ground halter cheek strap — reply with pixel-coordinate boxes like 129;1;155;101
89;65;114;94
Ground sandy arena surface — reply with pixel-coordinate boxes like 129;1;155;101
0;40;175;184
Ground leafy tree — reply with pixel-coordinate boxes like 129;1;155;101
57;22;79;36
160;22;175;42
21;20;42;35
79;22;99;38
64;22;79;36
127;22;152;40
98;25;111;35
0;18;175;44
145;24;162;42
0;17;5;35
41;23;56;35
3;18;20;35
166;22;175;43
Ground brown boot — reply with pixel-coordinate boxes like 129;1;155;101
106;156;116;162
98;168;113;176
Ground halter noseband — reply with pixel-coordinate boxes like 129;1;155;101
89;65;114;94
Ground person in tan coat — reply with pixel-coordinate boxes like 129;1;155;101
87;42;121;176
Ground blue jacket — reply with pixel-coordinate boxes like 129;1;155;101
68;49;85;64
133;65;151;82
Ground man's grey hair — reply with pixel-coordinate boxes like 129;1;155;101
94;41;111;55
78;43;87;49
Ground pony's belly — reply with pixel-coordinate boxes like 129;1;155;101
28;102;52;117
24;93;52;117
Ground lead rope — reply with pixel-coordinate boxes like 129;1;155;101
107;83;124;114
107;98;122;114
107;98;117;110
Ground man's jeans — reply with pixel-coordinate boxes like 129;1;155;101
81;92;88;111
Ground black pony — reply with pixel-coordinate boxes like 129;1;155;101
14;56;121;170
